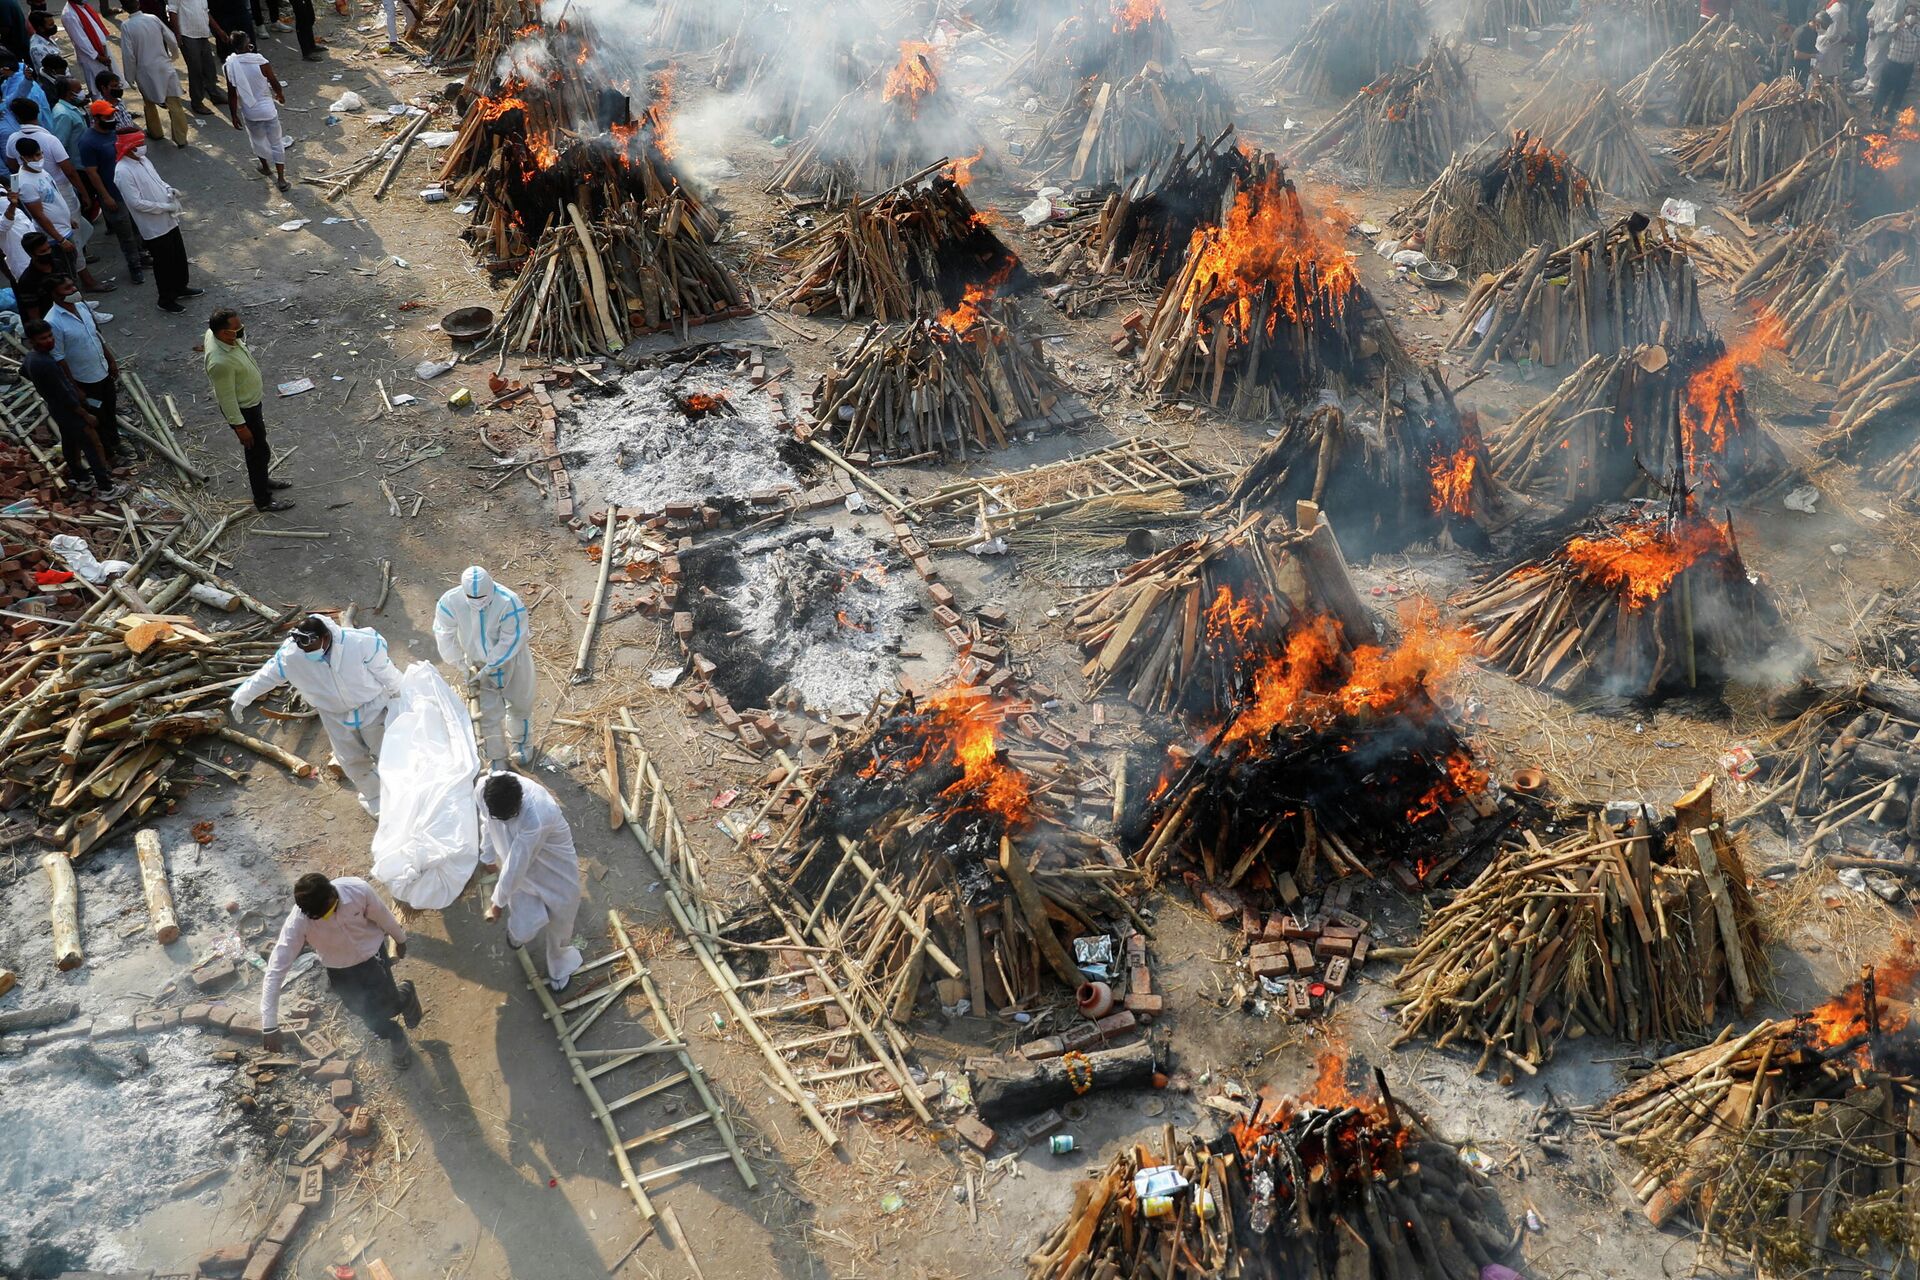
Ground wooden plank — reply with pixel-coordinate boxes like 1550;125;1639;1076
999;836;1086;990
1690;827;1754;1013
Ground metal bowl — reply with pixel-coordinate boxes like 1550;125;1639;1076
1415;261;1459;286
441;305;496;342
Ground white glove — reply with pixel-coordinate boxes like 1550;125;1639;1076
229;702;248;724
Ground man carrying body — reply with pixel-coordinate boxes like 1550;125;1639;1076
433;565;535;765
260;873;422;1068
231;613;402;815
476;771;582;991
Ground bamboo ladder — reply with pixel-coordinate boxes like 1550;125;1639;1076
516;909;756;1223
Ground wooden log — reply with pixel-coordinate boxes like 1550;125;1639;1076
1000;836;1086;991
0;1000;76;1032
974;1038;1157;1123
134;828;180;944
42;852;82;970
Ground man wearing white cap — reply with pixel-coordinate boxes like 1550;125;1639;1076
433;565;535;765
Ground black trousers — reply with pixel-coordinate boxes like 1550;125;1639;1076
326;949;405;1042
54;411;110;485
237;401;274;506
146;227;190;303
1875;59;1916;116
76;375;121;460
291;0;316;53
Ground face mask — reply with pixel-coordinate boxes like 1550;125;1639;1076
23;161;39;171
131;147;146;159
299;645;327;661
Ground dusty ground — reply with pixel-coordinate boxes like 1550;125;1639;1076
2;0;1918;1278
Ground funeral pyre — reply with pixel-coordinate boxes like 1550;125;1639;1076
1029;1077;1515;1280
1508;80;1662;198
1737;110;1920;228
1734;210;1920;390
1591;948;1920;1276
1391;783;1763;1081
1387;132;1597;279
1488;325;1791;508
766;39;985;204
714;3;871;143
1288;39;1489;187
1531;0;1697;86
1027;61;1235;190
1454;499;1793;697
1761;676;1920;880
1622;16;1766;127
1014;0;1182;99
1676;76;1848;192
1254;0;1433;101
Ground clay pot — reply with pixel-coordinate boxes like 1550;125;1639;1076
1076;980;1115;1019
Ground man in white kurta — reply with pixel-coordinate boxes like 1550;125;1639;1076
477;770;582;990
60;0;116;103
118;1;188;146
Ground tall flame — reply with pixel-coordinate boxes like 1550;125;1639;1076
1180;170;1357;339
857;687;1031;826
1677;312;1783;483
883;41;939;115
936;259;1016;335
1428;449;1478;517
1112;0;1164;28
949;147;984;188
1560;514;1733;610
1800;939;1920;1050
647;65;677;162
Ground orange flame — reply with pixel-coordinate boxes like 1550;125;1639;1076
1428;449;1478;517
1204;584;1266;649
949;147;984;188
1112;0;1164;28
646;65;677;161
1180;169;1356;341
883;41;938;115
1678;313;1783;482
1863;108;1919;171
858;688;1031;826
1800;939;1920;1051
1406;749;1490;824
936;258;1016;335
1561;514;1733;610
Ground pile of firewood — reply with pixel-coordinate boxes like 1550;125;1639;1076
811;304;1075;460
1490;338;1790;505
1826;340;1920;492
419;0;532;67
1734;212;1920;387
1764;677;1920;875
1455;501;1790;696
493;197;746;358
1737;120;1864;225
1027;62;1234;189
1448;219;1705;372
1531;0;1696;84
776;164;1022;321
1509;80;1662;197
1391;785;1761;1080
1012;3;1182;99
1254;0;1432;100
1462;0;1568;40
1676;76;1847;188
1388;132;1597;277
1622;17;1765;126
766;52;983;205
1288;39;1489;185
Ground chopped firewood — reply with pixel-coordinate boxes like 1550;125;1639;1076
1388;131;1598;277
1392;803;1764;1076
1622;16;1766;126
1288;38;1489;186
418;0;531;69
1027;61;1234;189
1448;218;1706;372
1674;75;1847;187
1253;0;1432;101
1508;79;1663;198
1531;0;1697;85
1734;211;1920;388
1736;119;1865;224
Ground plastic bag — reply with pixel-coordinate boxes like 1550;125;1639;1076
370;664;480;909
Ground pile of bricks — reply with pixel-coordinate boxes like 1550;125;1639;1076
0;485;118;635
1194;874;1376;1018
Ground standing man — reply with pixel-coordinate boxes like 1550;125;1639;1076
260;873;422;1068
1874;2;1920;114
115;132;197;309
120;0;189;146
1815;9;1851;80
205;307;293;511
168;0;221;114
476;771;583;991
1793;10;1822;80
45;77;87;155
222;30;284;190
75;104;148;286
11;230;67;320
288;0;318;61
0;0;28;64
0;50;47;120
10;136;108;292
27;12;58;75
61;0;116;107
433;566;535;766
21;316;122;497
46;274;126;466
231;614;403;814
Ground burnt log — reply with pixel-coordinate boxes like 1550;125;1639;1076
0;1001;79;1034
975;1039;1157;1123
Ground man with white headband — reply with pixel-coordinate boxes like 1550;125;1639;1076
433;565;535;765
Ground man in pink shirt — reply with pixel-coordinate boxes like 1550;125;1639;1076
260;873;423;1067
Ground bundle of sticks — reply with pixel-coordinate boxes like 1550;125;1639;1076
1454;499;1790;696
1390;787;1762;1080
1622;16;1766;126
1027;62;1235;189
1734;212;1920;388
1253;0;1433;101
1013;3;1182;99
1489;339;1789;505
1462;0;1568;40
1388;131;1597;278
1530;0;1697;85
1763;677;1920;874
1064;510;1376;721
419;0;533;67
493;197;747;358
811;304;1072;461
1737;120;1862;224
1508;80;1662;197
1287;39;1489;186
777;164;1023;321
1675;76;1847;188
1027;1128;1232;1280
1447;219;1705;372
766;60;984;205
1851;347;1920;492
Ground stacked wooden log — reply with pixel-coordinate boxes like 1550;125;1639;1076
1764;677;1920;873
1675;76;1847;187
1737;120;1863;225
1015;2;1182;99
1448;219;1705;372
1288;39;1490;186
493;196;746;359
1391;784;1762;1079
1622;17;1766;126
1735;212;1920;388
1843;344;1920;492
1454;502;1790;696
1508;80;1662;197
1254;0;1433;100
419;0;531;67
1462;0;1568;40
1027;62;1235;190
1388;131;1598;277
1531;0;1696;84
811;305;1075;461
777;166;1024;321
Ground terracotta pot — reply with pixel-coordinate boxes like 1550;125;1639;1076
1076;980;1114;1019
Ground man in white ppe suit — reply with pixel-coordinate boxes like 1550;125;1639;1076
477;770;582;990
232;614;402;816
433;565;535;765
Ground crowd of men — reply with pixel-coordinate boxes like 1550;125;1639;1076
1748;0;1920;117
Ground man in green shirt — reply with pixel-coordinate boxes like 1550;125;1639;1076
204;306;293;511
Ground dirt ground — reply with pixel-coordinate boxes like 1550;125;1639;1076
3;0;1919;1277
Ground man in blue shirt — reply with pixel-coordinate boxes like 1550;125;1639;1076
22;316;122;496
75;106;149;284
46;274;129;466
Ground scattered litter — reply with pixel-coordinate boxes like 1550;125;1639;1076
277;378;316;397
418;130;460;148
647;666;682;689
1783;484;1820;513
414;359;453;379
1657;197;1697;225
277;219;311;231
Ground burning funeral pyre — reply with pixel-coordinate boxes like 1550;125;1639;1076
1508;80;1662;198
1029;1079;1515;1280
1027;61;1235;190
1387;132;1597;279
1622;17;1766;126
1489;325;1791;507
1454;499;1791;697
1676;76;1849;191
777;163;1022;322
1761;676;1920;881
1738;111;1920;227
1014;0;1182;100
1253;0;1433;102
1448;218;1705;373
1531;0;1698;85
1392;784;1763;1080
1214;365;1509;556
1132;153;1404;415
766;40;986;204
1287;39;1490;187
1592;948;1920;1275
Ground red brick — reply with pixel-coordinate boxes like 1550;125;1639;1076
1124;992;1164;1018
198;1243;251;1278
264;1202;306;1245
241;1241;282;1280
329;1078;355;1105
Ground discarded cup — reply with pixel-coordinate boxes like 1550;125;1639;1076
1049;1134;1075;1155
